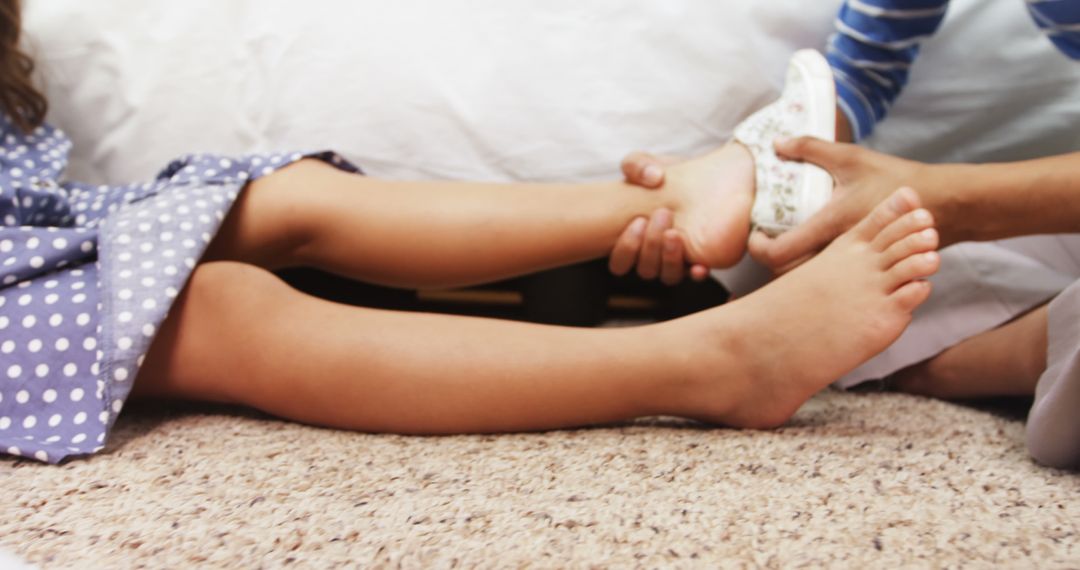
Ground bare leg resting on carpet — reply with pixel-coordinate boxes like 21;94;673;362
132;160;940;431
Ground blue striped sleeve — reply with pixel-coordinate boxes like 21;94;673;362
826;0;950;140
1026;0;1080;60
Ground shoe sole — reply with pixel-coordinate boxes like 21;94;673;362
789;49;836;229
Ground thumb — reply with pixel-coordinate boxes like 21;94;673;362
747;206;843;271
621;151;668;189
621;151;685;189
774;136;851;172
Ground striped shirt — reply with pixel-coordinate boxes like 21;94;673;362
829;0;1080;140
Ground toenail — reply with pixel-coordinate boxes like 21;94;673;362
921;228;936;240
643;165;662;185
889;193;909;212
913;209;932;224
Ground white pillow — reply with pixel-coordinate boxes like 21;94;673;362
23;0;1080;187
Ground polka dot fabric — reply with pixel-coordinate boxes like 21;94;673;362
0;115;359;463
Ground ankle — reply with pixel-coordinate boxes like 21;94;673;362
613;179;677;220
654;313;754;422
925;163;971;247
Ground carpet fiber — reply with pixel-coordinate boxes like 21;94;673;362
3;391;1078;568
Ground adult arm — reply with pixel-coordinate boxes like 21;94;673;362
749;139;1080;273
752;0;1080;269
931;151;1080;243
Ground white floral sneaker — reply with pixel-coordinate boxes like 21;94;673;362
733;49;836;236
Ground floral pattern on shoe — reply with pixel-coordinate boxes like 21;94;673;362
734;50;835;236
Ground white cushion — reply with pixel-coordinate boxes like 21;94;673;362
23;0;1080;186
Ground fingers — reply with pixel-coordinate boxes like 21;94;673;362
689;264;710;282
637;209;672;280
610;210;695;285
749;229;819;275
621;151;685;189
774;136;857;172
621;151;667;189
660;230;686;286
608;216;649;277
747;206;845;271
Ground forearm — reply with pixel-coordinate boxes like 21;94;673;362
929;152;1080;245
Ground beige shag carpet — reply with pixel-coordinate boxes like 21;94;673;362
2;390;1078;568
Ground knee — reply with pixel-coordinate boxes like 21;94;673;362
184;261;289;322
218;159;339;267
1026;388;1080;470
187;260;277;295
135;262;290;402
1025;363;1080;470
1026;431;1080;470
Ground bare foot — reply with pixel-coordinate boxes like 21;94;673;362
665;142;755;269
677;187;941;428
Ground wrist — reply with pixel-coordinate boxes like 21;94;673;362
918;162;972;247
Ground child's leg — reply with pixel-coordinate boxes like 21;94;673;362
202;145;755;289
134;262;695;432
135;188;940;432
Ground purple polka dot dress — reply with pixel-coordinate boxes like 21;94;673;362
0;115;358;463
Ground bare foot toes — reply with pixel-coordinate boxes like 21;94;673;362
681;187;941;428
